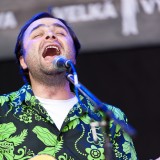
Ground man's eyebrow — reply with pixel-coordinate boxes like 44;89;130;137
53;23;68;33
30;24;45;34
30;23;68;34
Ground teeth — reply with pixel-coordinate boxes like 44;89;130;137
46;46;59;51
43;45;60;57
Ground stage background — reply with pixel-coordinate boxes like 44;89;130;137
0;46;160;160
1;0;160;159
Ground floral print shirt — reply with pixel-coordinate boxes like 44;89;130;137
0;84;137;160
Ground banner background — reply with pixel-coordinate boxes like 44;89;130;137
0;0;160;59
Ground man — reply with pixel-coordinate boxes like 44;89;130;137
0;12;137;160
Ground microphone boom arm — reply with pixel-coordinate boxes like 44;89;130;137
66;73;136;137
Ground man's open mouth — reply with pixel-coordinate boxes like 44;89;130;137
42;45;60;59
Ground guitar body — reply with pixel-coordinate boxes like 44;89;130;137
29;154;56;160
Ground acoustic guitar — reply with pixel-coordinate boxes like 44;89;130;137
29;154;56;160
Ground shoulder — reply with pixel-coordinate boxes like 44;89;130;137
0;85;27;107
0;90;19;104
106;104;128;122
0;92;16;117
0;93;10;106
0;84;32;106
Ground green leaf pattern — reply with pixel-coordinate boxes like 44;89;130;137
6;129;28;146
0;122;16;140
0;84;137;159
33;126;63;156
33;126;58;146
0;123;33;160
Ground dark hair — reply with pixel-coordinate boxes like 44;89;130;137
15;12;81;83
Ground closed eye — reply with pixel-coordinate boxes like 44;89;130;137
33;33;43;38
31;30;44;39
56;32;66;36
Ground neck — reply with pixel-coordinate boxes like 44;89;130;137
30;72;74;100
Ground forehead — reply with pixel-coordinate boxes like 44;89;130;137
25;17;68;34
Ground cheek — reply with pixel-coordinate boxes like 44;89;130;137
26;41;35;50
23;37;39;51
24;42;39;59
65;37;75;52
65;38;76;63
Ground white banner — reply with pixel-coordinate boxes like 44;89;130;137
0;0;160;59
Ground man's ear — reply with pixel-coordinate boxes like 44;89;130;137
19;56;27;70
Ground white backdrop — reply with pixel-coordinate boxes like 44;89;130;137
0;0;160;59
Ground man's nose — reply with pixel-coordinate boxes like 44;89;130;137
45;32;57;40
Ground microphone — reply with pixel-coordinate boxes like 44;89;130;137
52;56;72;71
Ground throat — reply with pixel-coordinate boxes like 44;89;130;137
30;70;66;86
31;73;73;100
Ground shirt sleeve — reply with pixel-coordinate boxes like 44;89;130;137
107;105;138;160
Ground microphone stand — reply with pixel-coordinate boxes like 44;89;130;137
66;73;136;160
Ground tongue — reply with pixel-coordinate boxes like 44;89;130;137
43;48;58;61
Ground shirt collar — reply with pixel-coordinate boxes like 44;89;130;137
11;84;103;121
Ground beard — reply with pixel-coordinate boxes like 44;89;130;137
28;61;67;87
